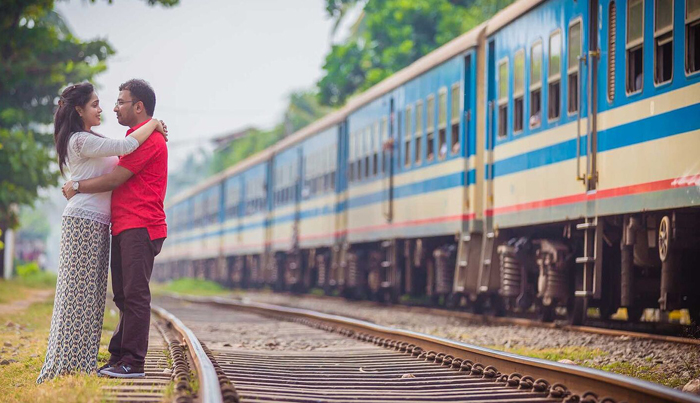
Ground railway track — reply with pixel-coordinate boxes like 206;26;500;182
248;292;700;346
100;304;234;403
135;293;700;403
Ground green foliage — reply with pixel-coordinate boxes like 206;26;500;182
318;41;368;107
0;0;113;231
0;0;180;274
284;90;332;134
0;129;58;229
207;90;331;174
319;0;515;106
89;0;179;6
209;126;283;174
16;261;40;278
9;262;56;288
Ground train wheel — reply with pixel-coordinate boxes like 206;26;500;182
445;293;459;309
626;306;644;322
490;294;506;317
568;297;587;325
471;294;486;315
540;304;556;322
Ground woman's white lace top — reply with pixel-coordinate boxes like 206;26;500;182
62;132;139;225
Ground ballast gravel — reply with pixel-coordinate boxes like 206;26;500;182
233;291;700;391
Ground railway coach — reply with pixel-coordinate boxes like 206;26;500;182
156;0;700;326
479;0;700;324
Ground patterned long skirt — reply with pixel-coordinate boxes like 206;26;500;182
37;216;110;383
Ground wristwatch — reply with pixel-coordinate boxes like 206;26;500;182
72;181;80;193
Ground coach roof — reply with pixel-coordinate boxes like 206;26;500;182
486;0;547;36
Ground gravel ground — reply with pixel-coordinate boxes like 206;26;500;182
233;291;700;391
155;297;368;352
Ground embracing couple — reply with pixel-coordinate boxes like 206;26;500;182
37;79;168;383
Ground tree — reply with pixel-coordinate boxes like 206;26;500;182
0;0;179;277
318;0;515;106
283;90;332;136
206;89;331;175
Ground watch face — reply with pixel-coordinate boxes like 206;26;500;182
73;182;79;191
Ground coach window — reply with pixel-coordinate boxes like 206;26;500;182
513;50;525;133
438;88;448;159
497;57;508;138
320;152;326;191
365;127;371;179
229;184;238;217
261;182;267;212
280;168;286;203
373;122;379;176
426;95;436;161
287;167;293;203
627;0;644;93
330;146;336;190
530;40;543;128
303;156;310;196
548;30;562;120
244;184;251;215
317;155;323;194
404;105;412;168
319;149;325;191
273;169;279;205
568;20;582;113
355;133;361;182
206;191;216;224
325;147;332;191
280;169;285;205
348;133;355;182
688;0;700;74
194;196;204;226
450;84;460;153
608;1;617;101
655;0;674;84
357;131;364;181
357;131;362;180
380;117;388;173
414;100;423;164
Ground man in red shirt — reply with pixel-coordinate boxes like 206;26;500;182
63;79;167;378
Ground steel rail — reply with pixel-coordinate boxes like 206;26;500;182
269;291;700;346
151;304;224;403
167;293;700;403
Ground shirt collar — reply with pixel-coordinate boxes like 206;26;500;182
126;118;151;136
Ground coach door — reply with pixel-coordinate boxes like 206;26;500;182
574;2;599;192
572;0;603;324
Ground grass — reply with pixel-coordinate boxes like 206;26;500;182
309;288;325;297
596;361;700;389
486;345;608;363
0;297;122;403
486;344;700;389
151;278;233;297
0;271;57;304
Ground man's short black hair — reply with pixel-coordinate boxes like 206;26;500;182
119;79;156;116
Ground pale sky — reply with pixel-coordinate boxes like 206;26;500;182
55;0;335;164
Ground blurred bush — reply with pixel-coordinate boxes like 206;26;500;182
15;261;56;288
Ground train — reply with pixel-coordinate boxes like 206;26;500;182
155;0;700;325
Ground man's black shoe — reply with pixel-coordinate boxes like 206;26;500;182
100;362;145;378
96;362;119;376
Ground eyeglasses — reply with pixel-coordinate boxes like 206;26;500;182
114;100;140;107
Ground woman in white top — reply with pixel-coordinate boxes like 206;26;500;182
37;82;166;383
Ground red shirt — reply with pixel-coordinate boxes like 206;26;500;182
111;119;168;240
